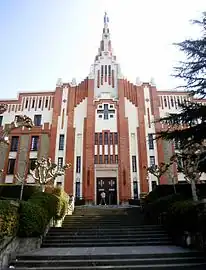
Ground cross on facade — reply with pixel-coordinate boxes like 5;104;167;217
97;104;115;119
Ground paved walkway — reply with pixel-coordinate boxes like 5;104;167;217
26;245;195;256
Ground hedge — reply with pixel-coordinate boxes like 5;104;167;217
0;184;41;201
0;200;19;238
18;201;49;237
144;184;206;204
166;200;199;233
18;188;68;237
144;193;184;224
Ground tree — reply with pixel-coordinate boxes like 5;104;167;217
145;161;173;186
30;157;71;192
172;139;206;201
156;12;206;200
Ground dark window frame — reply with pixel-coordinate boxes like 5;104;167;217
59;135;64;150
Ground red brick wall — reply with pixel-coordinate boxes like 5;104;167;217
82;79;95;202
117;79;131;202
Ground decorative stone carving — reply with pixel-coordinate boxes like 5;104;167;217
30;157;71;191
150;77;156;86
0;115;33;144
135;77;142;86
0;103;8;114
56;78;63;87
71;78;77;86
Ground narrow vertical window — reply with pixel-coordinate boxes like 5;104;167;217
99;133;103;145
32;99;35;108
31;136;39;151
58;157;63;168
108;65;111;85
149;156;155;166
109;133;113;144
104;155;108;164
105;65;107;82
59;135;64;150
94;155;98;164
99;155;103;164
132;156;137;172
45;98;48;108
104;132;108;145
114;133;118;144
76;156;81;173
7;159;16;174
115;155;118;164
0;116;3;126
110;155;113;164
101;65;104;85
112;70;115;88
148;134;154;149
38;99;42;108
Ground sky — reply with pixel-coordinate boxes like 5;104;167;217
0;0;205;99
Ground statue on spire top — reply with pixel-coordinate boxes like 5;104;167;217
104;12;109;24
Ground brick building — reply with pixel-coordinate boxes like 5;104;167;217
0;13;205;204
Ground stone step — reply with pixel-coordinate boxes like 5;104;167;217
50;228;164;232
43;236;171;243
49;231;166;235
41;240;173;247
16;252;205;261
13;257;206;267
46;233;169;239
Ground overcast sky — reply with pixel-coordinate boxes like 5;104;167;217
0;0;205;99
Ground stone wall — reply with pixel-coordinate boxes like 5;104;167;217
0;237;41;270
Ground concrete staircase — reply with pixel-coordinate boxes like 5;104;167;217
12;206;206;269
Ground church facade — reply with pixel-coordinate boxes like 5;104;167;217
0;14;204;204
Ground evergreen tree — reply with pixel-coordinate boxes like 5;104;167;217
157;12;206;147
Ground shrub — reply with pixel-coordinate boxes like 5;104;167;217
166;200;198;233
144;193;183;224
29;192;58;219
145;184;206;204
0;200;19;237
0;184;41;201
18;201;49;237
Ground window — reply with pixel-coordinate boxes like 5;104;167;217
174;139;181;150
45;98;48;108
0;116;3;126
32;99;35;108
115;155;118;164
58;157;63;168
104;155;108;164
99;155;103;164
29;159;37;171
150;156;155;166
75;182;81;198
59;135;64;150
10;136;19;151
31;136;39;151
99;133;102;145
34;115;42;126
38;99;42;108
110;114;113;118
95;133;98;145
104;132;108;145
108;65;111;76
76;156;81;173
25;99;29;109
7;159;15;174
56;182;62;187
110;133;113;144
132;156;137;172
171;97;174;107
110;155;113;164
114;133;118;144
164;97;167;107
133;181;138;198
148;134;154;149
99;115;102;118
94;155;98;164
177;156;183;172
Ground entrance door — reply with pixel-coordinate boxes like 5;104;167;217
96;177;117;205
